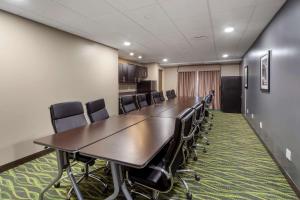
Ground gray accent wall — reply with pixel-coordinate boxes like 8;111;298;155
242;0;300;190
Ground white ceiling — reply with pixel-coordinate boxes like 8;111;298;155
0;0;286;65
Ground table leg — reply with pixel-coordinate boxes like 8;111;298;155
66;166;84;200
105;162;133;200
39;150;64;200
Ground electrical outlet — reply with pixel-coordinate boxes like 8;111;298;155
259;122;263;129
246;109;249;114
251;114;254;119
286;148;292;161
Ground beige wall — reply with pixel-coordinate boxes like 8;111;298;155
163;67;178;93
0;11;119;166
163;64;240;92
221;64;241;76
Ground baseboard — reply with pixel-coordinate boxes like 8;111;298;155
243;115;300;199
0;148;54;173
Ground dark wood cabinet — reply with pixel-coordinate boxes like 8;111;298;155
119;64;147;83
118;63;127;83
137;66;147;79
127;64;137;83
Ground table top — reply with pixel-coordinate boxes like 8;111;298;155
128;101;176;116
80;117;175;168
34;115;147;152
129;97;201;118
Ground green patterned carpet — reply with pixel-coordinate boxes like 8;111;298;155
0;112;298;200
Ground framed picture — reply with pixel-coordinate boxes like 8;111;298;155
244;65;248;89
260;50;271;92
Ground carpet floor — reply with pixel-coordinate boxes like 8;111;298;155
0;111;298;200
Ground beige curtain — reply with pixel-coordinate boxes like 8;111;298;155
198;70;221;109
178;72;196;97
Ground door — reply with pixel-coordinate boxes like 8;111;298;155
159;69;163;91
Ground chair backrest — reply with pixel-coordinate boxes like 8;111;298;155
166;90;173;100
205;90;215;105
159;91;165;101
192;103;202;123
136;94;148;109
171;89;176;98
120;95;137;113
163;108;194;174
86;99;109;123
152;92;162;104
49;102;87;133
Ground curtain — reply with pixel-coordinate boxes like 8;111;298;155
178;71;196;97
198;70;221;109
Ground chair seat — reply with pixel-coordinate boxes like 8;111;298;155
128;161;171;191
76;153;95;165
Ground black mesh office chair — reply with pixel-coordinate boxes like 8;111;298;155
171;89;177;98
203;90;215;129
190;102;208;157
166;90;172;100
159;91;165;101
50;102;108;199
86;98;109;122
120;95;138;114
152;92;162;104
127;108;200;200
136;94;149;109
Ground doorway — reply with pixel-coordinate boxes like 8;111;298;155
159;69;163;91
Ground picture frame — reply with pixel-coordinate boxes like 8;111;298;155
260;50;271;92
244;65;248;89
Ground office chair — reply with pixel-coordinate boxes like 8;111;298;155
190;102;208;156
152;91;162;104
159;91;165;101
203;90;214;129
136;94;149;109
127;108;200;200
120;95;138;114
86;98;111;174
166;90;172;100
86;98;109;122
49;102;108;199
171;89;177;98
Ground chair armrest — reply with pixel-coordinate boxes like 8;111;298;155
182;128;196;141
148;165;172;179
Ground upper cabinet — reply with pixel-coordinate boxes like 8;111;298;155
119;63;147;83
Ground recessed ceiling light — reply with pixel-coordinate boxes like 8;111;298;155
138;56;142;59
129;52;134;56
224;27;234;33
123;41;131;46
222;54;229;58
163;58;168;62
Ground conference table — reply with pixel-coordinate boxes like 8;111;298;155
34;97;201;200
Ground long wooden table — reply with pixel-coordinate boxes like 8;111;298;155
34;97;201;200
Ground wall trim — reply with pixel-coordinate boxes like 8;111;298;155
243;115;300;198
0;148;54;173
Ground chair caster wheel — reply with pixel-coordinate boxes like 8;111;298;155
195;174;201;181
186;192;192;200
193;156;198;161
54;182;60;188
203;149;207;153
102;185;109;193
